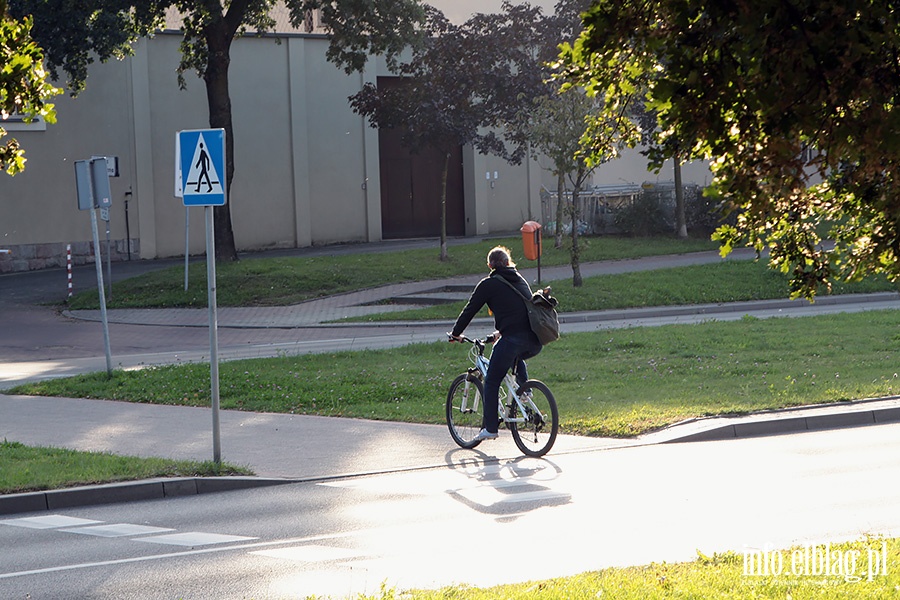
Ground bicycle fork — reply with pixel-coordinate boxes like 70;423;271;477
460;370;481;414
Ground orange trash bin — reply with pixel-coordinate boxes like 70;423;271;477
520;221;542;261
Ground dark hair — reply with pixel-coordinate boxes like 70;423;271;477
487;246;515;269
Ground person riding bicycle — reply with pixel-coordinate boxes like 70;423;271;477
449;245;541;441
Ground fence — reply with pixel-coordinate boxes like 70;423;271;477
541;181;705;236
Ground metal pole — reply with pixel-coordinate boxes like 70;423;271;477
124;189;132;261
185;207;190;291
205;206;221;464
105;216;112;301
90;209;113;377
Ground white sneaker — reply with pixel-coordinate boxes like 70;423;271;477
473;428;499;441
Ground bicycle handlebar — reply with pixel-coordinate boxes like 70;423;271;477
446;332;496;345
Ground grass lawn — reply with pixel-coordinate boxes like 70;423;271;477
65;235;719;309
10;240;900;438
0;439;251;494
363;539;900;599
339;258;898;322
9;309;900;438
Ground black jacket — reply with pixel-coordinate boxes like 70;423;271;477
451;267;533;337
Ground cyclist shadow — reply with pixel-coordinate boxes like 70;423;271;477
442;449;571;521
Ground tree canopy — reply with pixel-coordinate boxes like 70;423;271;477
0;0;60;175
528;89;595;245
350;0;594;262
559;0;900;298
349;3;549;260
351;4;549;162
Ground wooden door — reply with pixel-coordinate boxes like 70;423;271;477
377;78;465;239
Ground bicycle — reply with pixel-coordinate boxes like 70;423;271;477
445;334;559;457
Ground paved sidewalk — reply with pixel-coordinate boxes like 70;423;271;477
4;390;900;515
64;248;764;328
3;244;900;514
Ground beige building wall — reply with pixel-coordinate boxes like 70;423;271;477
0;55;135;259
0;29;710;273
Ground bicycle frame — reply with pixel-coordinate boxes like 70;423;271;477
458;336;530;426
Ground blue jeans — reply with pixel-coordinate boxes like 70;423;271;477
483;333;542;433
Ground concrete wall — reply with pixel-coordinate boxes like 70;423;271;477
0;30;710;273
0;53;137;270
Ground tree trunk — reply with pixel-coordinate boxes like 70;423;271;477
555;171;565;249
570;173;583;287
204;23;239;262
439;151;449;261
674;154;687;239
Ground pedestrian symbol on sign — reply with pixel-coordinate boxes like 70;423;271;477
177;128;226;206
186;135;222;195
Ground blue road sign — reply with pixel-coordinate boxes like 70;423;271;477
178;129;227;206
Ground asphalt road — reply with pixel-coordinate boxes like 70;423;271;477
2;422;900;598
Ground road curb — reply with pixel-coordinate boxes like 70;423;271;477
0;476;298;516
652;398;900;444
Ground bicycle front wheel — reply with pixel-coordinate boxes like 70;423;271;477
446;373;485;449
509;380;558;457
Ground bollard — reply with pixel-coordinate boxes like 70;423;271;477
66;244;73;298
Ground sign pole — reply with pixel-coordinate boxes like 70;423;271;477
178;128;226;466
74;158;114;377
206;206;221;464
184;208;190;291
90;207;113;377
105;211;112;300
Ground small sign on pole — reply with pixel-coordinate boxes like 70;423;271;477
73;158;114;377
74;161;94;211
92;155;120;178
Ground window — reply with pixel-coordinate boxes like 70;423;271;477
1;111;47;132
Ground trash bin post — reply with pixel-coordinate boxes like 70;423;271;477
520;220;543;285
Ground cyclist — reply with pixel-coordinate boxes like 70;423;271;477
449;245;541;441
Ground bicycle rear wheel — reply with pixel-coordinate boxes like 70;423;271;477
509;380;558;457
446;373;485;449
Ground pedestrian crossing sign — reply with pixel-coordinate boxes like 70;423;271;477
178;129;227;206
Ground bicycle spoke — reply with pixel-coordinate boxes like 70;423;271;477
446;373;484;449
509;380;558;457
